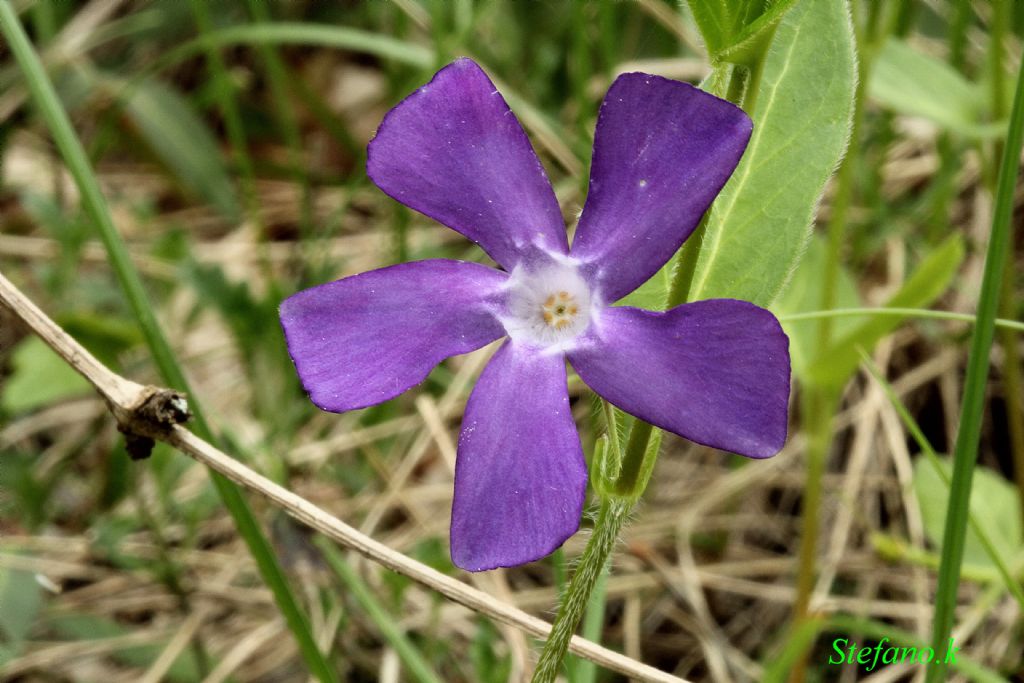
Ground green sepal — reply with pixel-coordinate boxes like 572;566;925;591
606;423;663;502
592;436;615;498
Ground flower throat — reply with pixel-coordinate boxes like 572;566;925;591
501;261;594;350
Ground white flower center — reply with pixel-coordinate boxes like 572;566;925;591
501;262;594;351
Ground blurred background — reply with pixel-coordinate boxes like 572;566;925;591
0;1;1022;681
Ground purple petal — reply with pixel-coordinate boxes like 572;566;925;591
367;59;567;270
568;301;790;458
280;260;507;412
451;342;586;571
570;74;752;302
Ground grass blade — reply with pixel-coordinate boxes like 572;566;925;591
570;563;610;683
778;307;1024;333
924;43;1024;683
155;22;433;72
117;76;241;219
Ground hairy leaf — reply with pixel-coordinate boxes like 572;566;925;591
687;0;732;56
688;0;856;306
716;0;800;66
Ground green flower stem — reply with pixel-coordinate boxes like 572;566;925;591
925;32;1024;683
665;92;726;306
789;385;839;626
0;5;337;682
531;498;632;683
667;210;711;310
611;420;658;499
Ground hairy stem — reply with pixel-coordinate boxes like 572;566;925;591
531;498;632;683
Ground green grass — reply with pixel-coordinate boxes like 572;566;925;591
924;27;1024;683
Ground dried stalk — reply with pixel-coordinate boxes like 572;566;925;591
0;270;686;683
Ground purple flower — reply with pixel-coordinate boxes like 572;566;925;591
280;59;790;572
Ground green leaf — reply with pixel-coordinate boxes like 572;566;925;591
716;0;800;66
870;39;1005;139
617;259;671;309
805;235;964;387
771;235;860;379
687;0;732;57
689;0;799;66
0;567;43;644
1;336;92;414
688;0;856;307
117;78;240;218
914;458;1023;571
